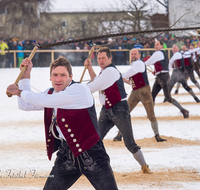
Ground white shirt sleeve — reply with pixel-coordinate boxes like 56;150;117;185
18;79;45;111
145;51;165;66
87;67;120;93
168;52;182;70
18;79;94;110
122;59;145;79
189;47;200;54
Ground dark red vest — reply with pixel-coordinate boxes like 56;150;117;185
129;68;149;90
184;57;192;66
102;64;127;109
44;88;100;160
172;57;185;69
154;50;169;73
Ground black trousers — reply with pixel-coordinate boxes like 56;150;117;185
193;61;200;79
152;72;173;103
43;140;118;190
168;69;191;92
99;100;140;154
185;65;198;84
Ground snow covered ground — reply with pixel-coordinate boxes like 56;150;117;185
0;66;200;190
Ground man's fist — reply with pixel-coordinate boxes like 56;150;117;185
6;84;22;97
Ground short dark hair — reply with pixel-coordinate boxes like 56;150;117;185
157;40;164;45
96;47;112;58
50;56;72;76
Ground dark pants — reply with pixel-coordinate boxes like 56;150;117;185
152;72;173;103
193;61;200;79
185;65;198;84
168;69;191;92
99;100;140;154
43;140;118;190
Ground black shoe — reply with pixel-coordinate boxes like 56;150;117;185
181;109;189;119
174;89;179;94
113;131;122;141
163;98;166;103
155;134;167;142
194;97;200;103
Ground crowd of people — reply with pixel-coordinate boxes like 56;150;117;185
0;34;200;68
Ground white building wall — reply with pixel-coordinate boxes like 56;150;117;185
169;0;200;36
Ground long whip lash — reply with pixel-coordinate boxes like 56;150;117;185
38;27;200;49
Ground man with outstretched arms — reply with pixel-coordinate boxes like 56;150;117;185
181;44;200;91
168;44;200;103
145;40;189;118
6;56;119;190
113;48;166;142
84;47;151;174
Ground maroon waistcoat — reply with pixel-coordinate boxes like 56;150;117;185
101;64;127;109
129;71;149;90
172;59;181;68
184;57;192;66
44;89;100;160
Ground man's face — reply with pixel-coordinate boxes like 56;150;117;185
172;45;179;54
50;66;72;92
130;49;140;61
97;52;112;69
154;41;163;51
182;45;187;51
190;45;194;49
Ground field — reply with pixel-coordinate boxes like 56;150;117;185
0;66;200;190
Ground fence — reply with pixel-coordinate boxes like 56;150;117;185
0;48;173;68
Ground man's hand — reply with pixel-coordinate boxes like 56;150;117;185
84;58;92;68
123;78;130;85
6;84;22;97
20;58;33;79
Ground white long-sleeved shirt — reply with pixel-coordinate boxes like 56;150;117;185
18;79;93;110
197;49;200;56
145;49;168;75
168;51;183;71
87;66;126;105
18;79;94;139
181;47;200;59
122;59;145;79
190;47;200;62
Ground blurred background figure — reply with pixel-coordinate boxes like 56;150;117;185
0;38;9;68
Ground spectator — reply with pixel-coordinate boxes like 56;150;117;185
124;39;133;64
23;40;33;58
32;40;39;67
11;41;18;67
185;37;191;48
176;38;185;50
7;38;15;67
17;41;24;67
114;38;126;65
191;36;198;47
0;38;9;68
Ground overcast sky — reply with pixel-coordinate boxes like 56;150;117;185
50;0;166;13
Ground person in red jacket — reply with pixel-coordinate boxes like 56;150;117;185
6;56;118;190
